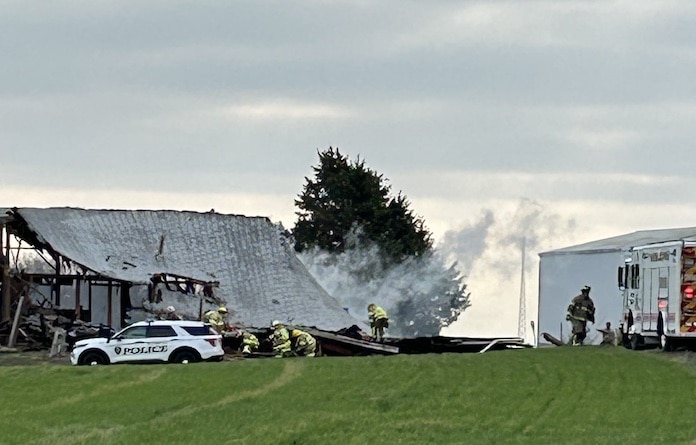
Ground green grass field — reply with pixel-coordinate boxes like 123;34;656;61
1;347;695;444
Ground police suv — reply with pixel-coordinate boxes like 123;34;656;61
70;320;225;365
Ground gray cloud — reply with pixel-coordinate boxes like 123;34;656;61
3;1;696;223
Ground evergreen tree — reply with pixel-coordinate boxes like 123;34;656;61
294;147;432;262
294;148;470;336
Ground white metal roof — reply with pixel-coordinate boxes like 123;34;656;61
540;227;696;256
11;207;362;331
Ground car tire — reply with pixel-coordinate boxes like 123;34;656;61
171;349;200;364
81;350;109;366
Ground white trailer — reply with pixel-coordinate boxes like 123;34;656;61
619;241;696;350
538;226;696;346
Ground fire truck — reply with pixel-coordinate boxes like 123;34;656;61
619;241;696;351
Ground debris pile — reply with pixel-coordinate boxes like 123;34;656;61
0;300;109;356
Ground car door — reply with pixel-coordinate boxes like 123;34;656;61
106;326;150;363
106;325;177;363
144;325;178;361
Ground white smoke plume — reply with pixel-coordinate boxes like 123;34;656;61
298;229;468;337
299;198;575;339
440;198;577;339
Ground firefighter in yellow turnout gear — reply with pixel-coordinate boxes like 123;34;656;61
224;326;259;355
271;320;292;357
291;329;317;357
240;330;259;354
367;303;389;342
204;306;229;334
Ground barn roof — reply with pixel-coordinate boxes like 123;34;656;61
8;207;361;331
0;208;11;224
540;226;696;256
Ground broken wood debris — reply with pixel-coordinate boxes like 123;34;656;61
0;301;107;355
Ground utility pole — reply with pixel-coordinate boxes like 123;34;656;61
1;223;10;323
517;237;526;341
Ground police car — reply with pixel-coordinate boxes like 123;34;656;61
70;320;225;365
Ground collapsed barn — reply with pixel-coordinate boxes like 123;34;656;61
0;207;529;357
0;207;403;355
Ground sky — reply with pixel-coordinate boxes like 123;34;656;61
4;0;696;339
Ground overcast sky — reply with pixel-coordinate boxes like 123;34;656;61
4;1;696;338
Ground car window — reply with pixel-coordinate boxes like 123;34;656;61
182;326;215;336
147;326;178;338
119;326;148;339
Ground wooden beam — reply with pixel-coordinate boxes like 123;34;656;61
1;227;10;323
107;281;113;327
7;295;24;348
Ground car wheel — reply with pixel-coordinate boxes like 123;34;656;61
81;350;108;366
171;349;199;364
630;334;644;351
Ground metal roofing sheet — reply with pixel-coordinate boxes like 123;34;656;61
540;226;696;256
13;207;362;331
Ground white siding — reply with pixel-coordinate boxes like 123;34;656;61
538;251;624;345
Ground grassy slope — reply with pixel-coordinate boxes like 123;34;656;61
1;348;695;445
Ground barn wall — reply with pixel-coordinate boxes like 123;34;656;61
537;251;624;345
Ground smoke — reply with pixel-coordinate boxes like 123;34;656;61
438;209;494;273
298;198;576;338
439;198;577;338
298;229;468;337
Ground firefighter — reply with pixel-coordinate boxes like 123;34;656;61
290;328;317;357
204;306;229;334
270;320;291;357
240;330;260;354
367;303;389;342
566;285;595;345
164;305;183;320
598;322;616;346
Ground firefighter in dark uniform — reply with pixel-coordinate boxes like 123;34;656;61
567;285;596;345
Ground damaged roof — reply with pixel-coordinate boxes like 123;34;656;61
0;208;11;224
10;207;362;331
